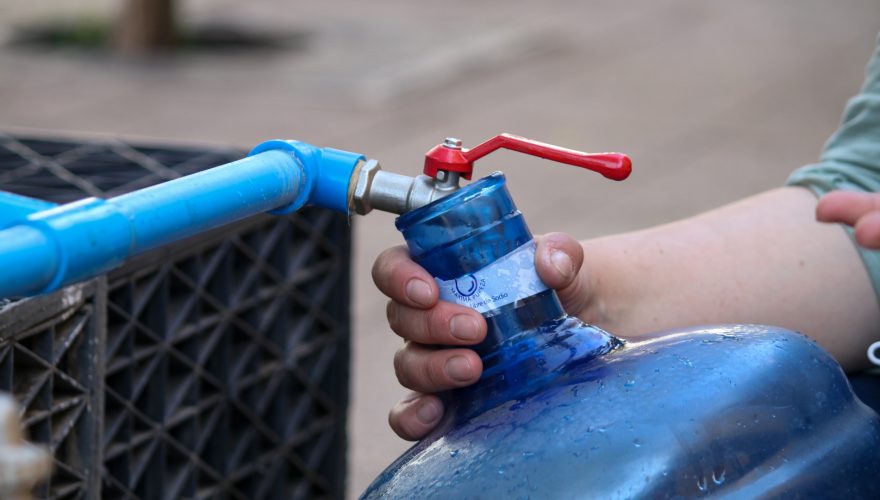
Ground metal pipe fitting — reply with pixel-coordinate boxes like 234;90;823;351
349;160;461;215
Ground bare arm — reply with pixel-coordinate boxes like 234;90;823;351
577;187;878;370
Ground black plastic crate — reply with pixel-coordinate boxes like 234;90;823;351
0;280;104;499
0;133;351;499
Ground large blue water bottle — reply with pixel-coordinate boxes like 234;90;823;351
361;135;880;498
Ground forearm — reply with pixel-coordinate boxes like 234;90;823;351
581;187;879;370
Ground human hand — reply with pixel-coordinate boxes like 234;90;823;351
372;232;589;440
816;191;880;249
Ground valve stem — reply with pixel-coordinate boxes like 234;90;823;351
443;137;463;150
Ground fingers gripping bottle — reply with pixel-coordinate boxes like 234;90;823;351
356;135;880;499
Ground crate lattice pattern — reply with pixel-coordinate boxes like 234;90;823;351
0;134;350;499
0;133;241;202
0;299;99;499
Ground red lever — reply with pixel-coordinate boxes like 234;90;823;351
423;133;632;181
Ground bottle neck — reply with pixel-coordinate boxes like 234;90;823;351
478;288;565;358
453;288;622;421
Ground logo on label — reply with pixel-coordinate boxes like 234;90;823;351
454;275;480;297
435;240;548;314
447;274;486;302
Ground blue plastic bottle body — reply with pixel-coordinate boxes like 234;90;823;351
397;173;621;416
362;172;880;499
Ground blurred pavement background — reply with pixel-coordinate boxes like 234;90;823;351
2;0;879;496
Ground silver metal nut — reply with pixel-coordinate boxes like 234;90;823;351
351;159;382;215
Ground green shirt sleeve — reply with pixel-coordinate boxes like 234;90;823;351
787;35;880;303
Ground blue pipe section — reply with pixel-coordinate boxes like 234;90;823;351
0;140;363;298
0;191;58;228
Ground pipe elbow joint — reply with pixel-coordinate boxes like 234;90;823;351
18;198;134;294
249;140;364;214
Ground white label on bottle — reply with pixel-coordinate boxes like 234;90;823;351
436;240;548;314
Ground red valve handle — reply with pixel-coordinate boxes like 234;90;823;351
423;133;632;181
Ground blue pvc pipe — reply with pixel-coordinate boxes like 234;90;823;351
0;191;57;228
0;226;59;290
114;149;302;252
0;140;364;298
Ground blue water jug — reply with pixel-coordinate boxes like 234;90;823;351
361;137;880;498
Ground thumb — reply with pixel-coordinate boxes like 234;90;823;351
535;233;590;315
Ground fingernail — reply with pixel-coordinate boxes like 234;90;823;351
405;279;433;306
415;399;442;425
445;356;474;382
450;315;480;342
550;250;573;281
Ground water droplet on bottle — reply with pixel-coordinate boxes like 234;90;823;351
449;449;459;458
497;466;506;476
521;451;535;459
696;476;708;492
563;414;573;422
624;379;636;387
633;438;642;448
712;467;726;485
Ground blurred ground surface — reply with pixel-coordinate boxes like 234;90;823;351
2;0;879;496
